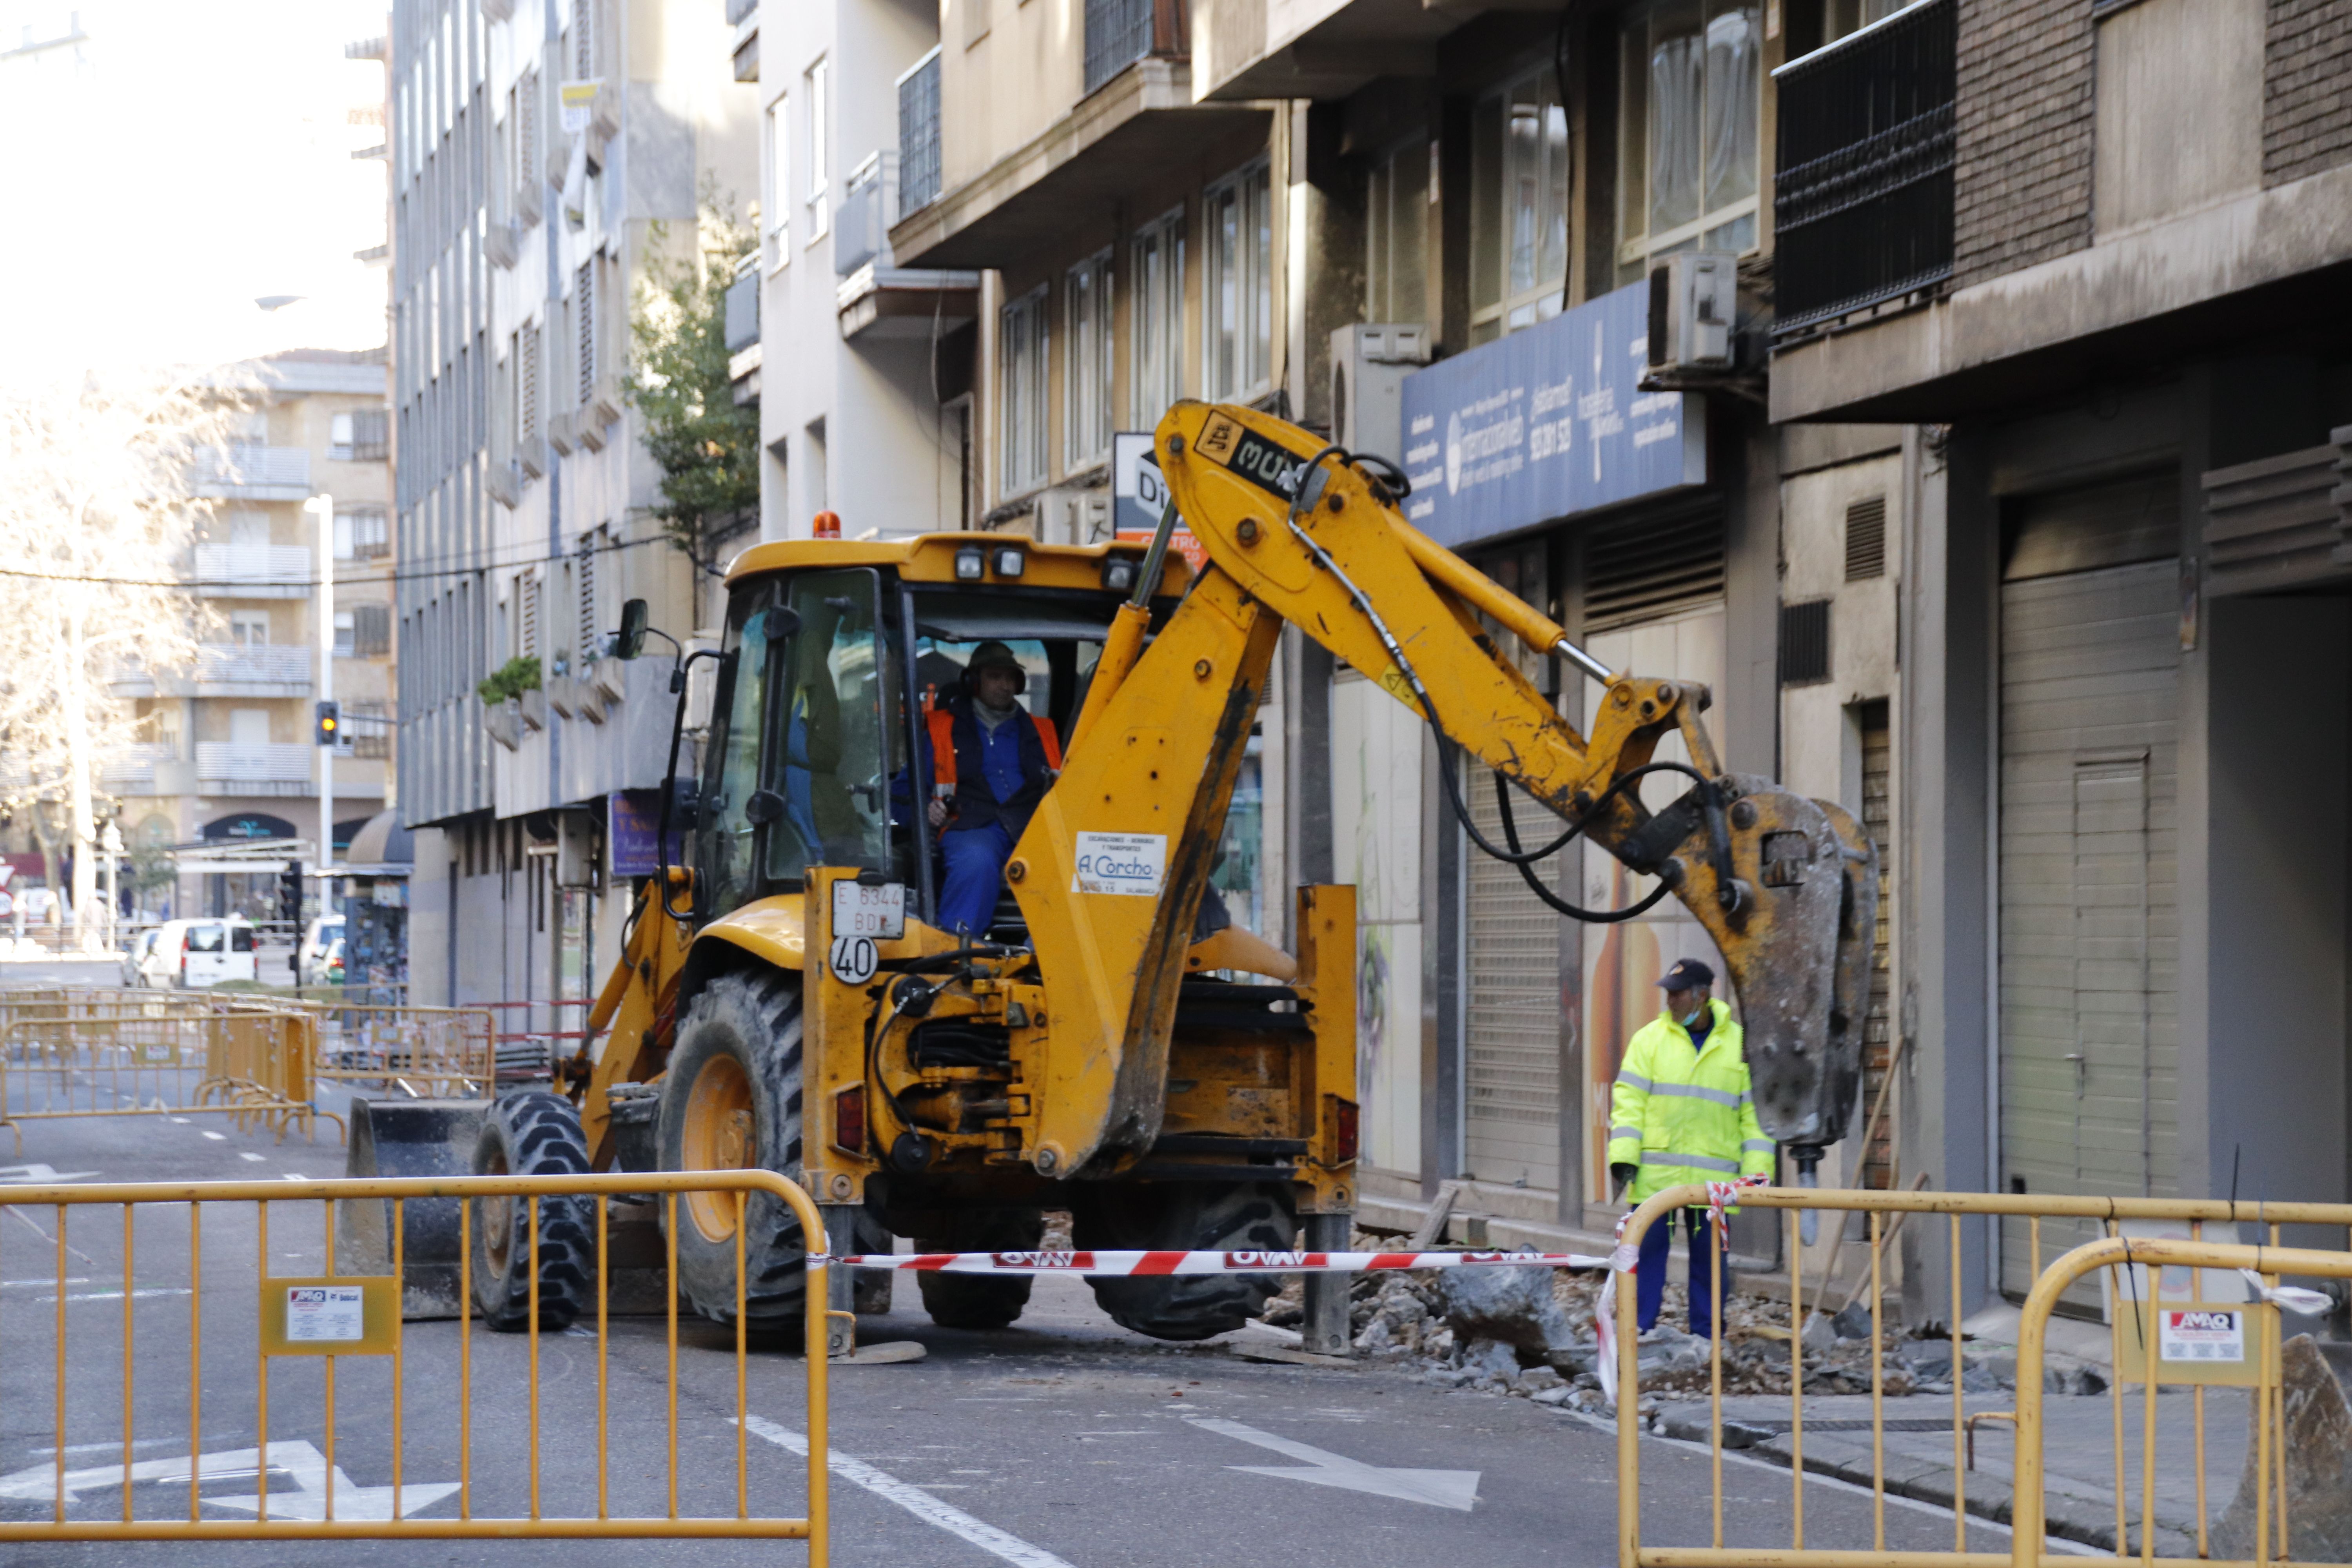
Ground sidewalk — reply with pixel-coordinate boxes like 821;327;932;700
1653;1385;2252;1553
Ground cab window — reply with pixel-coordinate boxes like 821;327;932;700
698;586;784;919
763;570;892;883
186;924;224;954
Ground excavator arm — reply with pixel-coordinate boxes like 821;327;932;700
1010;400;1876;1182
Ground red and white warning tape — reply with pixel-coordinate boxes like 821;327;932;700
811;1247;1613;1275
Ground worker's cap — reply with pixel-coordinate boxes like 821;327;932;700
965;641;1024;674
1656;958;1716;990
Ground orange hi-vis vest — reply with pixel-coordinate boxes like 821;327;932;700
924;704;1063;794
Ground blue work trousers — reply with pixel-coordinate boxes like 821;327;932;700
937;822;1016;938
1635;1207;1725;1338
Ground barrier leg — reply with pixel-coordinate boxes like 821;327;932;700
1300;1211;1353;1356
820;1203;859;1358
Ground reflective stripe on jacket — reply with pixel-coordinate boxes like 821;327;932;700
1605;997;1775;1204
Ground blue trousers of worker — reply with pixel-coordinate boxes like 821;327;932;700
937;822;1016;938
1635;1207;1724;1338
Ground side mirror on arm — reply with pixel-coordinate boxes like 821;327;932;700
615;598;649;660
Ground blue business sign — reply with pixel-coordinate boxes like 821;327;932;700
1397;281;1706;550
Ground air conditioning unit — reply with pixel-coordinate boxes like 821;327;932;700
1645;252;1738;377
1033;485;1111;546
1329;323;1431;469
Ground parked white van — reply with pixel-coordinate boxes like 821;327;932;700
152;918;260;988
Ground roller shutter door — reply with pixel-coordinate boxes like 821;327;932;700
1997;554;2179;1301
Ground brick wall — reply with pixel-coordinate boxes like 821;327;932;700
1950;0;2095;289
2266;0;2352;187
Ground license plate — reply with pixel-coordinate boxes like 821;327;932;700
832;879;906;941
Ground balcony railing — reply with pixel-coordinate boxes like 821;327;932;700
897;48;941;217
196;742;314;785
195;644;314;687
1771;0;1956;335
1084;0;1158;96
724;253;760;353
192;443;312;498
192;543;312;595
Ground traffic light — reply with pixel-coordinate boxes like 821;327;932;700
278;865;303;923
314;700;341;746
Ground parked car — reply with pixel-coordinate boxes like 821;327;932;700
297;914;346;986
152;917;259;989
121;928;161;987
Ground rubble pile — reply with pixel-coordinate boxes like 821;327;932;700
1255;1240;2047;1414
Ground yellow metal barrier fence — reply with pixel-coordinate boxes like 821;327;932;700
0;1011;338;1148
307;1005;494;1098
0;1171;833;1551
1615;1187;2352;1568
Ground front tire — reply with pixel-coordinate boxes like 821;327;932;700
469;1091;595;1332
1073;1181;1297;1341
914;1209;1045;1330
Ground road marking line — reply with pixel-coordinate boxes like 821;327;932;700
238;1152;265;1162
740;1415;1078;1568
201;1131;226;1141
1185;1416;1481;1511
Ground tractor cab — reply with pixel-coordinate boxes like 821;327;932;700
680;534;1185;939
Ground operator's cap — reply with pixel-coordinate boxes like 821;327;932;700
966;640;1024;674
1657;957;1716;990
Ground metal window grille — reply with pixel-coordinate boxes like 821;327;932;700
897;49;941;215
1083;0;1153;96
1779;599;1832;686
522;325;541;443
574;0;593;78
1845;495;1887;580
521;574;540;660
577;261;595;403
577;541;599;657
354;604;392;659
1771;0;1955;333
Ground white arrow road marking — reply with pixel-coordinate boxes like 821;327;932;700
740;1415;1078;1568
0;1164;96;1183
1185;1416;1482;1511
0;1441;459;1521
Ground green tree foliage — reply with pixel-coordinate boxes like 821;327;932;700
625;193;757;572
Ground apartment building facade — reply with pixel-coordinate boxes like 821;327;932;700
1764;0;2352;1316
873;0;1918;1272
393;0;753;1018
106;350;396;920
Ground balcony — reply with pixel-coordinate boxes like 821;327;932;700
101;745;198;798
113;644;314;699
192;543;313;598
888;16;1264;272
1771;0;1956;337
1083;0;1155;97
1186;0;1465;102
192;443;312;501
196;742;316;795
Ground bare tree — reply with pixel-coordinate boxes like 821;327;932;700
0;367;250;951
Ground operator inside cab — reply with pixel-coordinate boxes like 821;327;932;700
922;640;1063;937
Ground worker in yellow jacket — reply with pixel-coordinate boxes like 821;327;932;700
1606;958;1776;1339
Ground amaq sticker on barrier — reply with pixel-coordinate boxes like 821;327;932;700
285;1285;366;1343
1071;832;1167;896
261;1276;398;1356
2159;1308;2246;1363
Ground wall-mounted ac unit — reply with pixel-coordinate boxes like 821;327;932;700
1645;251;1737;378
1330;323;1430;469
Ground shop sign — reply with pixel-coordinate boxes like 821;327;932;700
1398;280;1706;549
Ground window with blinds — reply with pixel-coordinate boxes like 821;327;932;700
577;540;599;657
520;574;540;660
520;325;541;443
1581;510;1726;631
353;604;392;658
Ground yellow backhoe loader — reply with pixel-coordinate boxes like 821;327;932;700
349;401;1877;1350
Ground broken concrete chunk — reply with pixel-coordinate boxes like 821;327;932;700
2216;1333;2352;1562
1437;1265;1578;1355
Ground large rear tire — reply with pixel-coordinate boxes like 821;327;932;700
914;1209;1045;1330
468;1091;595;1332
1073;1181;1297;1341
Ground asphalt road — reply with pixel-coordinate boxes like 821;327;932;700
0;1061;2010;1567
